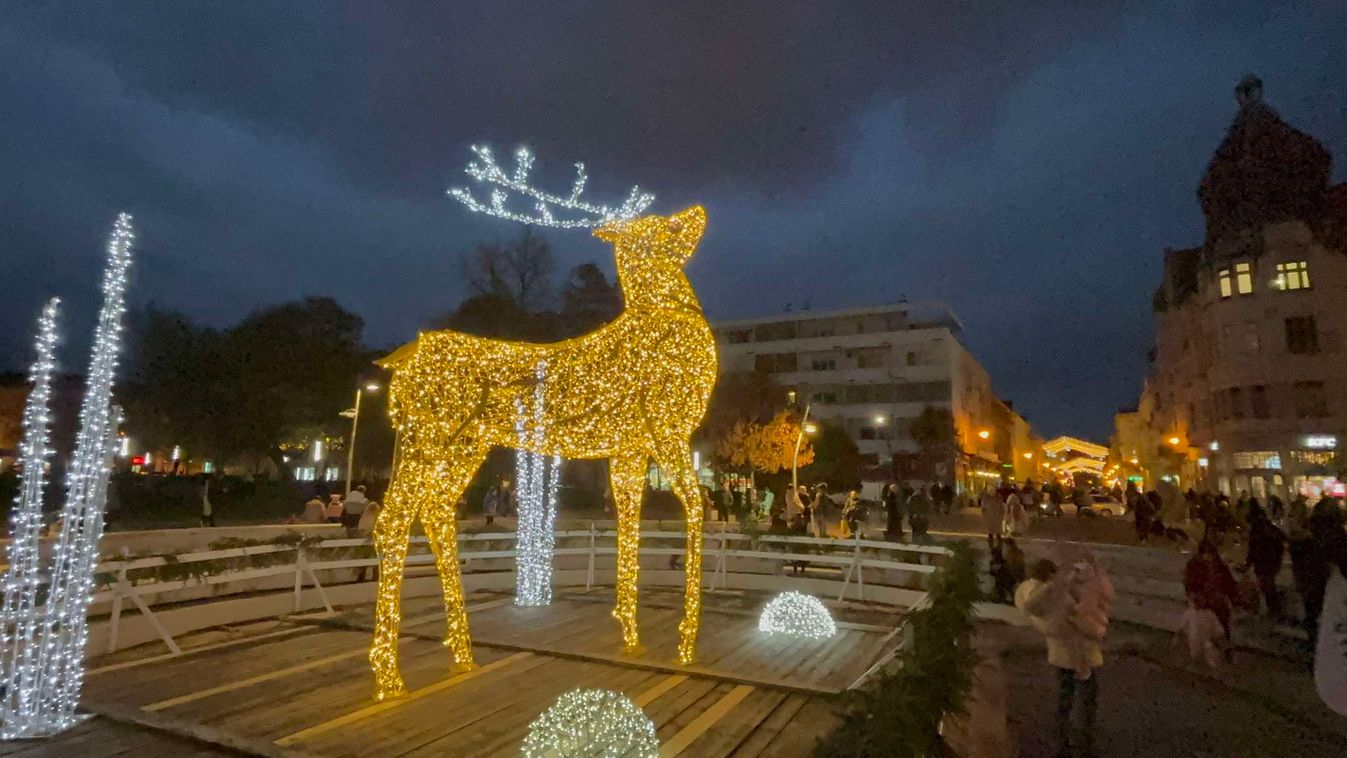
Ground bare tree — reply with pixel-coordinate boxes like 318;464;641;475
461;229;554;311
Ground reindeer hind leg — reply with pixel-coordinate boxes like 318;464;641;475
656;440;705;664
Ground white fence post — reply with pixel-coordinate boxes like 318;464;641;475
106;566;126;654
586;522;596;591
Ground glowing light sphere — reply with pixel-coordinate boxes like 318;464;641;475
366;148;716;701
521;688;658;758
758;591;837;640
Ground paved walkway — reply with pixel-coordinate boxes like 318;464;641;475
984;621;1347;757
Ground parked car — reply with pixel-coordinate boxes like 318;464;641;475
1060;494;1127;517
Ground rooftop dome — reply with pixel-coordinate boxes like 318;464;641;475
1197;75;1332;244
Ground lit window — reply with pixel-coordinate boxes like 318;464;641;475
1234;262;1253;294
1217;268;1232;298
810;358;836;371
786;389;797;405
1274;261;1310;290
1231;451;1281;470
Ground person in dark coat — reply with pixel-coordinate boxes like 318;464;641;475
1184;538;1241;652
1294;498;1347;646
1238;503;1285;618
908;488;932;543
882;483;904;540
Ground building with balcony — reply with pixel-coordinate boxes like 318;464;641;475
1140;76;1347;501
713;301;1035;490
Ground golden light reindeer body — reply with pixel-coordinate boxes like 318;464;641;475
370;206;717;700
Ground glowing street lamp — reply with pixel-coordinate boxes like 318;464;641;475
1167;436;1181;447
344;381;382;496
977;429;991;440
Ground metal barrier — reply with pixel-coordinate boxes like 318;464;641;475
87;525;951;656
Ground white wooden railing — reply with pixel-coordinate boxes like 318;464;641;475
83;525;950;656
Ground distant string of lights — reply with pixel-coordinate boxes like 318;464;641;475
0;298;62;735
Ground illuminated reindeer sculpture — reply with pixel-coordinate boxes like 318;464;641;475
369;147;718;700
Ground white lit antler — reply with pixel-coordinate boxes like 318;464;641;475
449;145;655;228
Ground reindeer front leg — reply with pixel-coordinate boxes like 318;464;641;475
420;452;486;669
657;441;705;664
608;455;647;652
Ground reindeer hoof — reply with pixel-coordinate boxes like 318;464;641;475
374;685;406;702
452;660;478;673
623;642;647;657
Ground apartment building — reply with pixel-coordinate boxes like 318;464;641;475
713;301;1034;489
1140;76;1347;500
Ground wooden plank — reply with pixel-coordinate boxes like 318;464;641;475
757;696;842;757
632;674;689;707
273;651;533;747
660;684;756;757
87;625;315;676
685;689;789;757
84;628;370;707
729;694;811;757
143;644;373;711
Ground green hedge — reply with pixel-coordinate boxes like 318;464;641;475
815;541;980;757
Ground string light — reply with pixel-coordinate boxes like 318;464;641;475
368;150;717;700
520;688;659;758
514;361;561;607
24;214;133;737
758;591;837;640
449;145;654;228
0;298;61;736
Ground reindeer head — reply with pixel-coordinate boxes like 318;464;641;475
593;206;706;268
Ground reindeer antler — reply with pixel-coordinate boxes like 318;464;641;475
449;145;655;228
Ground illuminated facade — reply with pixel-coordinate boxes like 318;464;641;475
1142;77;1347;499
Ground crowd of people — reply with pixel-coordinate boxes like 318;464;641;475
293;483;380;537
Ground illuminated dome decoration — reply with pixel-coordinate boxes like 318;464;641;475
521;688;659;757
758;591;837;640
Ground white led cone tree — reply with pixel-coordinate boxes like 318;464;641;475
1;214;134;738
0;299;62;734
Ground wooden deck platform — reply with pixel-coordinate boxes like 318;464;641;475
45;588;900;756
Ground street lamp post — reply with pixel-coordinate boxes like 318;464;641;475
792;404;817;491
344;381;381;496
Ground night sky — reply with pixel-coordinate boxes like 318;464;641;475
2;1;1345;439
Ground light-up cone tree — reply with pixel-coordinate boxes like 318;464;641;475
368;146;717;701
4;214;134;738
0;299;62;735
514;360;561;607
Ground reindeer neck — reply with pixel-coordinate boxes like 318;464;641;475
617;265;703;315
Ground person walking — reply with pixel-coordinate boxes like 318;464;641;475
483;481;502;526
342;484;370;537
1133;490;1156;543
1016;558;1104;757
908;486;932;543
1297;498;1347;646
980;483;1005;549
1184;538;1241;656
200;475;216;527
1239;502;1286;618
324;494;344;524
811;483;830;537
882;483;903;541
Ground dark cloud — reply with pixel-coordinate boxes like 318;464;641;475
2;0;1345;438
